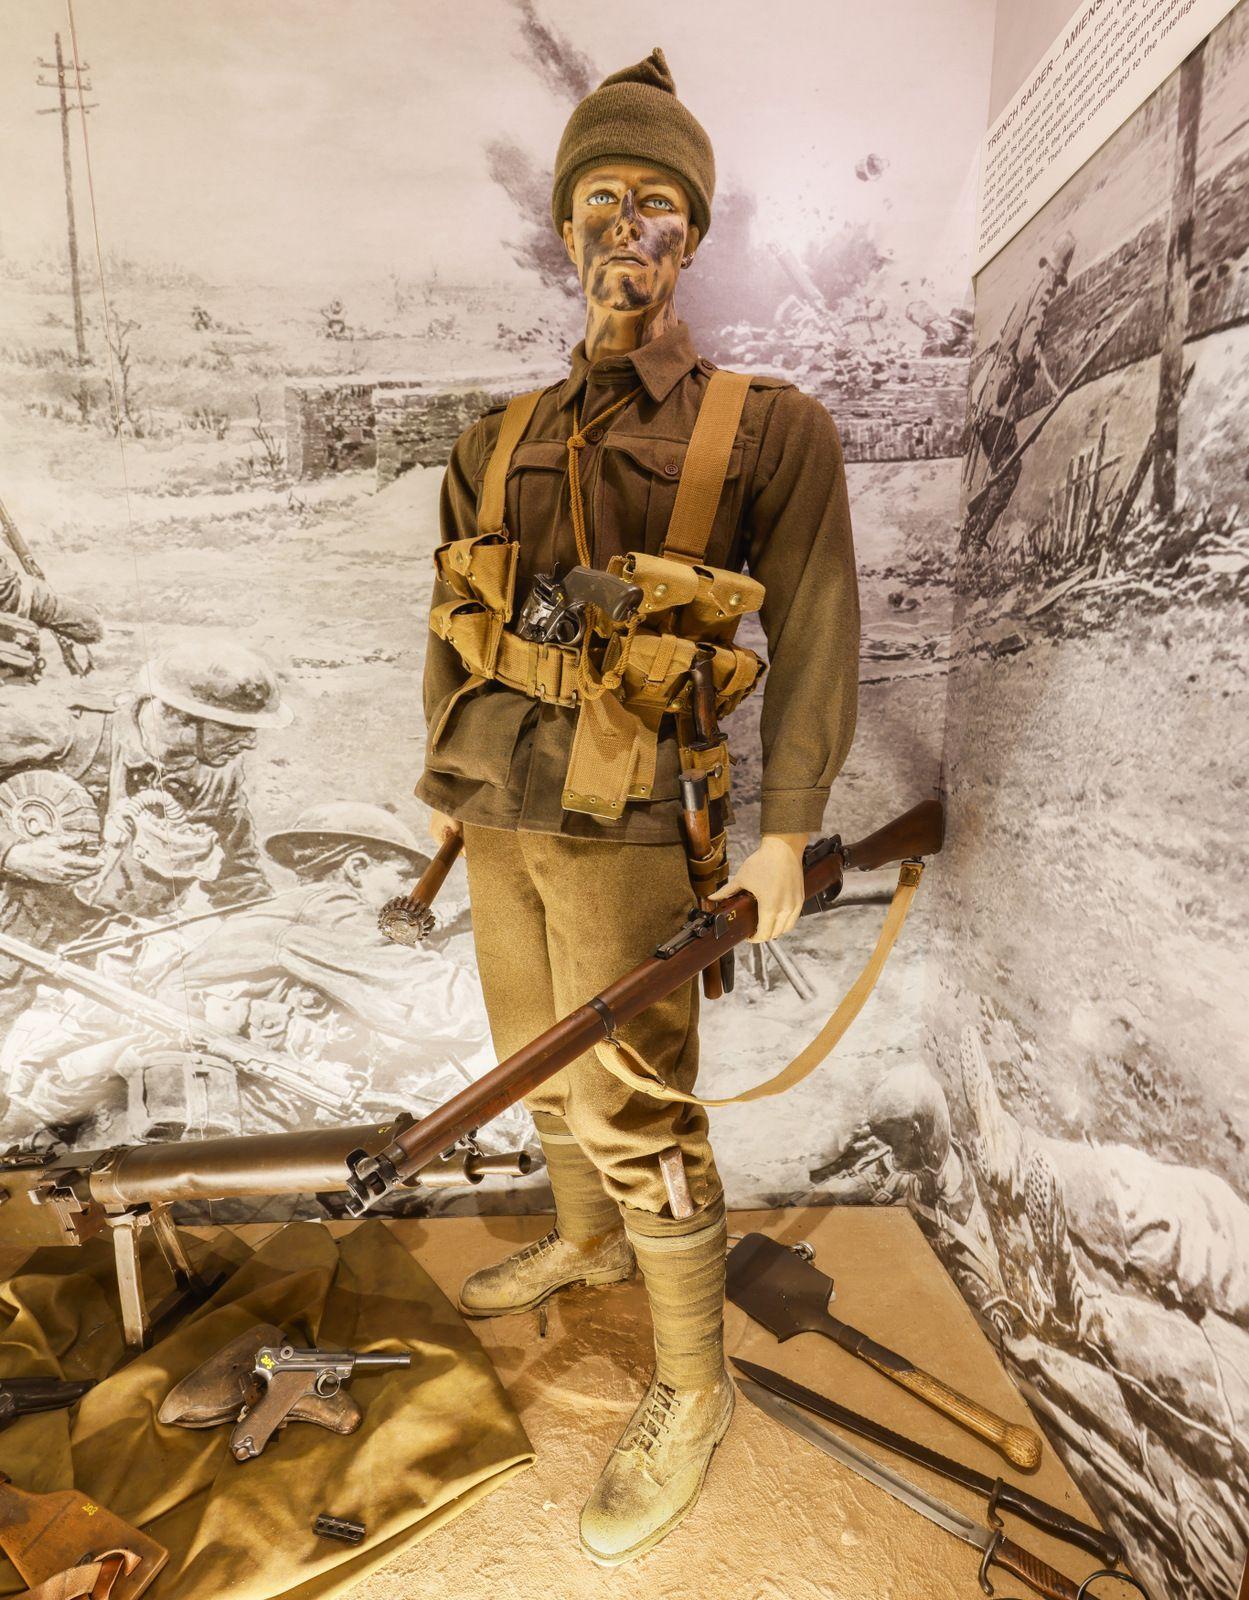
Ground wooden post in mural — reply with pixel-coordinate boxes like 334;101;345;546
36;34;96;368
1153;42;1206;513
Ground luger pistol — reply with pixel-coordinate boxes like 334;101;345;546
230;1344;411;1462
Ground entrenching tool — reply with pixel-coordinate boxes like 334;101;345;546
726;1233;1043;1471
731;1359;1119;1566
378;830;463;946
0;1475;166;1599
737;1379;1082;1599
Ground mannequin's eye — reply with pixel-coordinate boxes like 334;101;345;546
645;195;676;211
586;190;616;206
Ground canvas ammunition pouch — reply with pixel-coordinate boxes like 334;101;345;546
432;370;763;820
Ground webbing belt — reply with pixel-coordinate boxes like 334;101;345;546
593;861;924;1106
493;630;580;706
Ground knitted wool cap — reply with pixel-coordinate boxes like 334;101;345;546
551;47;715;240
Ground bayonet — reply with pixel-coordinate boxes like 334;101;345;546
731;1360;1120;1566
737;1377;1085;1600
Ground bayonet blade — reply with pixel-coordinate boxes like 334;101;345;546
736;1377;993;1554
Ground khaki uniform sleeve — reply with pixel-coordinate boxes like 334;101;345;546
420;421;486;739
745;387;860;838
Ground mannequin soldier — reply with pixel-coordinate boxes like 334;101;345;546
417;50;859;1563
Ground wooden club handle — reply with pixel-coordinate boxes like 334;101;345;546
408;831;463;909
990;1534;1081;1599
860;1356;1043;1471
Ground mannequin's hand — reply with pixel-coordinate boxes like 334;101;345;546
709;832;808;943
427;808;463;847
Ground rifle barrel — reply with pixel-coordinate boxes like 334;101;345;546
350;800;944;1207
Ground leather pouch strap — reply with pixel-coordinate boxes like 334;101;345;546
662;369;752;565
594;861;924;1104
478;389;545;535
20;1551;136;1600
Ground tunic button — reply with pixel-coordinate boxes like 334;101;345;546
586;426;604;443
663;459;680;477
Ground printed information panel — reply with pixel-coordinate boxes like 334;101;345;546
973;0;1237;273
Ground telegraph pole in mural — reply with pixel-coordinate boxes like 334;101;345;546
36;32;96;367
1153;41;1206;515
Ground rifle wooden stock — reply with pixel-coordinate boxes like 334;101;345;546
345;799;944;1211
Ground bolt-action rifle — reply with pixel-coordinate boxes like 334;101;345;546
346;798;945;1213
0;927;355;1119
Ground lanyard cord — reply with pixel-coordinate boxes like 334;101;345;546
564;384;642;567
563;384;643;701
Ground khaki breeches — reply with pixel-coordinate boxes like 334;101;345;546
462;823;722;1215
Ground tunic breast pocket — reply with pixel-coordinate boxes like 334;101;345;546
499;439;570;577
596;434;745;565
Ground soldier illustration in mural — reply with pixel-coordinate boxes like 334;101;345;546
166;801;508;1131
963;232;1075;550
811;1025;1249;1599
0;552;102;684
0;637;288;1032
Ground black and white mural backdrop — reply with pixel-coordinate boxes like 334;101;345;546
0;0;985;1187
2;0;1246;1590
919;10;1246;1597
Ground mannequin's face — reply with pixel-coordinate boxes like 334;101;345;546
562;162;699;316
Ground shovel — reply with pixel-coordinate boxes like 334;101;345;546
726;1233;1042;1471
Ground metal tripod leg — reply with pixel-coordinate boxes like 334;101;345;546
110;1204;224;1349
110;1212;150;1348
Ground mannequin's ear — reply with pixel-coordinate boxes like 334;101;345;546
562;219;577;266
683;223;702;262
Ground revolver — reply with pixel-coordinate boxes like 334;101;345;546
230;1343;411;1461
515;564;643;647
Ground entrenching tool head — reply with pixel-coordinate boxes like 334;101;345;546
725;1232;835;1341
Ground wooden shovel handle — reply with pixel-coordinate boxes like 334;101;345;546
857;1351;1043;1471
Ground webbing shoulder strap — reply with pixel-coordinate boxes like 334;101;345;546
661;368;752;565
593;860;924;1107
477;389;545;535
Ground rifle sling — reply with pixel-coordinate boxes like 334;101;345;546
594;860;923;1106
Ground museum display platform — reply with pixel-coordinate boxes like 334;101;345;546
315;1206;1109;1599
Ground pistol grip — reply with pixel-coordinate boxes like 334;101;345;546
230;1370;313;1461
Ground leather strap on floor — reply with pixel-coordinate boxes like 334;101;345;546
19;1552;133;1600
594;860;924;1106
478;389;544;535
661;369;752;565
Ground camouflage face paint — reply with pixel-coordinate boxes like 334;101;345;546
570;165;691;324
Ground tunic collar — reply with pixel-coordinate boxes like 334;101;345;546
557;320;700;409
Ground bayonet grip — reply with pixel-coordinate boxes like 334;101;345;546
993;1480;1122;1569
989;1535;1081;1600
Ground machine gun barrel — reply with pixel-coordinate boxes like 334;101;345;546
345;800;944;1212
0;928;352;1117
